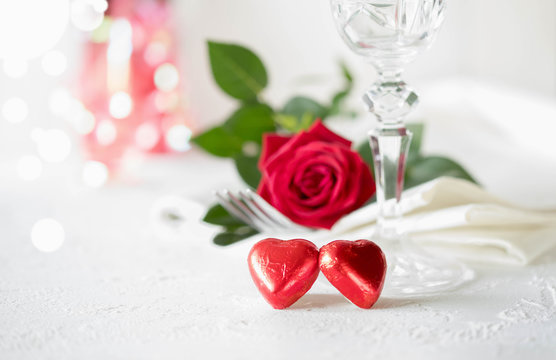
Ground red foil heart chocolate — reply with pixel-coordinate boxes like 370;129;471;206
248;238;320;309
319;240;387;309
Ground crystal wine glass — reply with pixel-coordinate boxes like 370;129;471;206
330;0;473;296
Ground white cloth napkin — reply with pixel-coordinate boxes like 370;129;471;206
310;177;556;266
150;177;556;266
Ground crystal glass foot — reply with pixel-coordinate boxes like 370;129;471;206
330;0;473;297
378;235;474;297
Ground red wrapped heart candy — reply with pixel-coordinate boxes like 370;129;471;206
319;240;387;309
248;238;320;309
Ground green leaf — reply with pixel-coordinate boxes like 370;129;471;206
274;114;299;133
192;126;243;158
356;140;374;169
355;124;477;190
278;96;327;132
203;204;244;227
406;123;424;165
327;61;354;117
208;41;268;101
283;96;327;120
356;140;375;179
405;156;477;189
274;113;314;134
332;89;350;105
340;61;354;83
234;154;261;189
213;227;259;246
328;89;351;117
225;104;275;143
203;203;260;246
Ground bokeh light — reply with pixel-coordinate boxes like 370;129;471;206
242;142;259;157
107;19;133;63
49;88;73;117
109;91;133;119
95;120;117;145
165;124;192;152
3;58;28;78
154;63;179;92
144;42;168;66
135;123;160;150
2;97;28;123
30;128;45;142
70;0;105;32
53;92;97;135
41;50;67;76
72;108;96;135
154;91;179;113
92;0;108;13
82;160;108;187
36;129;72;163
31;218;65;252
17;155;43;181
0;0;69;60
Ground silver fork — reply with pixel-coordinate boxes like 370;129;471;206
215;189;312;233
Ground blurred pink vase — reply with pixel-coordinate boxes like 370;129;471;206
78;0;193;171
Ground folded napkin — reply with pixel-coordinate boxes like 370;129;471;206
150;177;556;266
149;195;217;245
309;177;556;266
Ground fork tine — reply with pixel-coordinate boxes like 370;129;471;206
225;191;271;232
215;190;260;230
237;191;284;230
244;189;310;231
216;188;314;234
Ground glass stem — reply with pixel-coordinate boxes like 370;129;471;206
369;124;412;240
365;69;416;241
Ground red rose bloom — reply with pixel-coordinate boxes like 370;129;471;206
257;120;375;229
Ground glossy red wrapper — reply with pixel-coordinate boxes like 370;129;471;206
248;238;320;309
319;240;387;309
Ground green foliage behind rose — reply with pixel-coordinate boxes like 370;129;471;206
193;41;477;245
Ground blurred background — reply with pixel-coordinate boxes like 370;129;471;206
0;0;555;241
176;0;556;117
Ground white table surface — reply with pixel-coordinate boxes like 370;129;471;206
1;80;556;359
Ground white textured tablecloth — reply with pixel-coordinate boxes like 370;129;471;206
1;80;556;359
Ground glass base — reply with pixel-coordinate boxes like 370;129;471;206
376;235;474;298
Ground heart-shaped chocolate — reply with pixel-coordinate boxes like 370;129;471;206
319;240;387;309
248;238;320;309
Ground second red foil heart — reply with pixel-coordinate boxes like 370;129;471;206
319;239;387;309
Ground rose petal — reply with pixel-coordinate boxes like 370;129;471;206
265;132;317;174
264;125;350;174
294;166;335;203
259;133;292;169
297;165;332;197
256;176;273;203
297;177;335;207
307;120;352;148
256;121;375;230
334;148;363;210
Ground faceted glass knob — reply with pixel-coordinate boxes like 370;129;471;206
363;79;418;124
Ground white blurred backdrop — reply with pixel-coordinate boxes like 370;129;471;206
0;0;555;186
175;0;556;126
0;0;555;255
